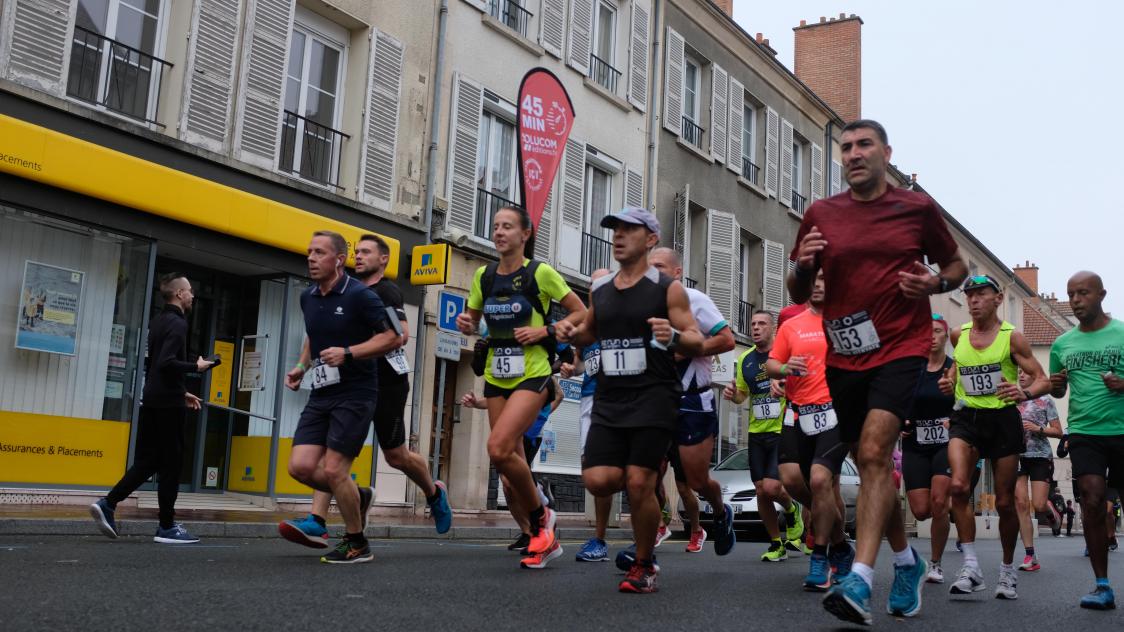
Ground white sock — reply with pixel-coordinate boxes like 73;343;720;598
852;562;875;589
961;542;978;568
893;546;916;567
536;483;549;507
1000;563;1014;574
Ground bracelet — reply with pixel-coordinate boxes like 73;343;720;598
295;362;306;372
780;363;788;377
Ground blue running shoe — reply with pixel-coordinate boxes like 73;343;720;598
429;480;453;534
615;545;659;572
887;547;927;617
713;503;737;556
823;573;872;626
154;523;200;544
829;542;855;583
576;537;609;562
89;498;117;539
278;514;329;549
804;553;833;592
1080;585;1116;610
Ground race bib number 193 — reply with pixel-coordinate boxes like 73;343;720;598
959;364;1002;396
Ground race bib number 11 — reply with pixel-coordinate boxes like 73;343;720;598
601;338;646;376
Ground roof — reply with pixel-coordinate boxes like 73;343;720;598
1023;303;1067;346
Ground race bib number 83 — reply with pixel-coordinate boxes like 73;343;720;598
796;402;838;436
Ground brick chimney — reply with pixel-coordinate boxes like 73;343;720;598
712;0;734;17
1013;260;1039;293
793;13;863;123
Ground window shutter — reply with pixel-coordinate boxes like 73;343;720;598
557;138;587;272
4;0;71;93
627;0;650;111
624;166;644;208
461;0;487;11
444;72;484;234
830;159;843;195
234;0;295;169
779;119;793;208
709;63;728;163
567;0;594;75
662;27;684;135
786;258;796;305
673;184;690;267
181;0;242;152
764;106;779;197
810;142;824;202
706;208;739;322
762;239;785;312
726;77;743;175
540;0;565;58
534;183;555;262
359;29;404;211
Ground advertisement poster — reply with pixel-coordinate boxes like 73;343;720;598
516;68;575;232
238;351;264;391
208;340;235;406
15;260;84;355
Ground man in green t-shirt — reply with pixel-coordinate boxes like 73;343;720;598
1049;271;1124;610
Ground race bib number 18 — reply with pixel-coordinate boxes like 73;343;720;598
825;311;881;356
752;397;782;420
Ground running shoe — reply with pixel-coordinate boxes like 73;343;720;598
955;540;963;553
153;523;200;544
887;547;927;617
1018;554;1040;572
803;553;833;591
428;480;452;534
761;540;787;562
1084;547;1090;557
520;540;562;569
615;545;660;572
822;572;872;626
949;565;986;594
89;498;117;539
785;538;806;554
539;479;556;509
785;504;805;542
619;561;659;594
321;538;373;564
1111;538;1119;552
828;542;855;581
575;538;609;562
686;528;707;553
995;568;1018;600
278;514;330;549
1080;585;1117;610
526;507;557;554
358;485;374;532
712;503;736;556
654;523;672;548
507;533;531;552
926;561;945;584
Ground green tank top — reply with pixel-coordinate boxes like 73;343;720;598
953;321;1018;409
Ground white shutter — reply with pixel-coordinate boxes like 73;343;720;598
810;142;824;202
234;0;295;169
673;184;690;267
461;0;487;11
779;119;793;208
181;0;242;152
540;0;565;58
726;77;744;175
534;182;555;262
762;240;785;313
624;166;644;208
786;259;796;305
445;73;484;234
567;0;594;75
709;63;728;163
627;0;650;111
4;0;72;93
830;159;843;195
557;138;587;272
359;29;404;211
662;27;684;135
706;209;739;322
764;106;779;197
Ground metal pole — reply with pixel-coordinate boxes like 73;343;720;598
266;278;291;502
127;242;158;467
430;359;447;480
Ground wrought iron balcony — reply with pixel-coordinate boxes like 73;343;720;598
278;111;349;188
489;0;532;37
683;277;698;289
742;157;760;185
681;116;705;148
588;54;622;94
791;189;807;216
474;188;522;240
67;25;173;125
737;300;755;336
581;232;612;277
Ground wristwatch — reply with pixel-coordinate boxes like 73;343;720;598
545;324;556;339
667;327;682;350
1022;388;1033;401
344;346;353;360
937;277;950;294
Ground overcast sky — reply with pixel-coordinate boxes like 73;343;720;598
733;0;1122;316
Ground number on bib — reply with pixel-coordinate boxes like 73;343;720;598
584;351;601;377
959;364;1002;396
310;361;341;390
601;339;646;376
752;398;781;420
825;312;881;356
491;347;526;379
385;348;410;375
783;409;796;427
796;403;838;436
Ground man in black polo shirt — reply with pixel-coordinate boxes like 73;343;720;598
285;231;398;564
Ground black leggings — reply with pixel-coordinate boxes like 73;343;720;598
106;406;186;529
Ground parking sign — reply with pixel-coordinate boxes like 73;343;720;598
438;291;466;333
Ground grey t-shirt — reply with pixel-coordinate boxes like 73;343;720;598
1018;396;1059;459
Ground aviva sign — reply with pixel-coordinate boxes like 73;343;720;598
410;243;451;285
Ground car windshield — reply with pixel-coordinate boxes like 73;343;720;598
714;450;749;471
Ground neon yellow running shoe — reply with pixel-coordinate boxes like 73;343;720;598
761;540;788;562
785;503;804;542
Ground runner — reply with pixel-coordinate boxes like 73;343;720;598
455;206;586;569
793;120;968;625
1049;270;1124;609
1014;369;1064;571
766;270;853;591
938;274;1051;600
723;309;805;561
278;234;452;549
555;207;705;593
899;314;954;583
282;231;400;563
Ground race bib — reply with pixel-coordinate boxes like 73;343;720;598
915;417;949;445
796;402;838;436
959;364;1002;396
752;397;782;420
385;348;410;375
491;346;525;379
783;408;795;427
309;361;341;390
825;311;881;356
584;349;601;377
601;338;647;376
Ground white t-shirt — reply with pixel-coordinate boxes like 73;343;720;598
679;287;729;413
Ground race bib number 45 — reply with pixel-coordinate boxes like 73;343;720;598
491;346;526;379
825;311;881;356
601;338;646;376
959;364;1002;396
796;402;838;436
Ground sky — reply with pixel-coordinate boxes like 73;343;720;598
733;0;1123;316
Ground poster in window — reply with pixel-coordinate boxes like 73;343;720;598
15;261;84;356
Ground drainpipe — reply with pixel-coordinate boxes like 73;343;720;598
823;121;833;195
644;0;663;209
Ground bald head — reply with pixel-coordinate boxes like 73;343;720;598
1069;270;1104;292
1067;270;1108;327
649;247;682;281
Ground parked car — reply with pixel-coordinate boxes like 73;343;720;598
677;448;860;536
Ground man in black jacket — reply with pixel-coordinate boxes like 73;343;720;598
90;273;213;543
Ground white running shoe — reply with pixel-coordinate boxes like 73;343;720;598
927;561;945;584
949;565;986;594
995;569;1018;600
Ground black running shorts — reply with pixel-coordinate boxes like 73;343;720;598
826;356;927;444
1068;433;1124;490
901;446;950;491
949;406;1023;460
1017;457;1054;483
582;424;673;472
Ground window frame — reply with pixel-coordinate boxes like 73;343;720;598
683;55;701;124
742;102;757;164
472;94;521;242
791;139;804;195
591;0;618;67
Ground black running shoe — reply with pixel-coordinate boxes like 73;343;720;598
508;533;531;552
321;538;373;564
713;503;737;556
357;485;374;533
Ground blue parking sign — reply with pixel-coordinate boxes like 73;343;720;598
438;291;466;333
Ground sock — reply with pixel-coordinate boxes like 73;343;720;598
893;547;916;567
159;520;175;530
1096;577;1111;587
426;489;441;505
311;514;327;528
828;541;852;558
528;506;545;536
1000;563;1014;574
852;562;875;589
346;532;367;547
961;542;978;568
536;483;550;507
1025;546;1035;557
636;558;655;568
813;544;828;557
771;537;783;548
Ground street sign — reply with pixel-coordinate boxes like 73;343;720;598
435;330;464;361
409;243;450;285
710;350;736;384
437;291;466;333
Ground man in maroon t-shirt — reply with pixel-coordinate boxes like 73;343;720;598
790;120;968;625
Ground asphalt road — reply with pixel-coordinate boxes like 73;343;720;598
1;532;1120;630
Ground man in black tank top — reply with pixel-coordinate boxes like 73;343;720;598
557;207;704;594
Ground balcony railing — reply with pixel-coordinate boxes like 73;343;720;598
791;190;807;216
588;54;622;94
66;25;173;125
742;157;760;185
681;116;704;148
581;232;612;277
474;188;522;240
489;0;532;37
683;277;698;289
278;111;349;188
737;300;755;336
